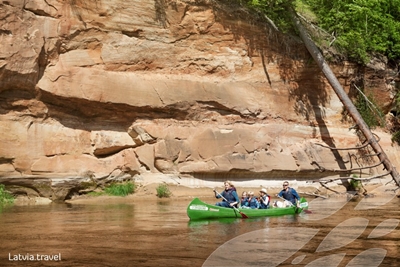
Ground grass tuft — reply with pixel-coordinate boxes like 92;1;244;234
104;181;135;197
156;184;172;198
0;184;14;205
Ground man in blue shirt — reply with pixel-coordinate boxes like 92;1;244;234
277;181;300;206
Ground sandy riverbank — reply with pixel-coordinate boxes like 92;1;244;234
64;180;398;205
11;178;398;206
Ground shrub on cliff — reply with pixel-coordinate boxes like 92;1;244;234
243;0;400;64
300;0;400;64
354;92;385;129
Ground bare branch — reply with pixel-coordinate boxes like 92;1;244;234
314;141;370;150
372;133;381;142
353;84;384;125
311;160;384;173
311;161;325;172
359;153;381;158
328;160;384;172
351;172;391;181
329;35;336;47
297;13;333;39
319;182;341;194
348;152;360;170
264;15;279;31
311;171;391;184
298;191;328;199
384;180;400;188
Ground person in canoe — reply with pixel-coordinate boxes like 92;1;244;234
258;188;270;209
213;180;240;208
277;181;300;207
242;191;259;209
240;191;248;207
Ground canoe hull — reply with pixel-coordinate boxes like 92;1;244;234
187;197;308;220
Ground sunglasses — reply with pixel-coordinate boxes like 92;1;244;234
283;184;288;186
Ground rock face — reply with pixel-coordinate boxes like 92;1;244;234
1;0;399;200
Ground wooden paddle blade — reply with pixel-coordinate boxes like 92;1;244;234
239;212;249;219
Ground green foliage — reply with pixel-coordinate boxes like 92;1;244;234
354;92;385;129
156;184;172;198
245;0;297;32
104;181;135;197
294;0;316;21
350;176;363;192
302;0;400;63
0;184;14;205
241;0;400;63
392;131;400;145
389;94;400;145
237;0;400;141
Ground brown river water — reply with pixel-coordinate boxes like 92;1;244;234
0;190;399;267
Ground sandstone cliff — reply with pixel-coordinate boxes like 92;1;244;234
1;0;399;200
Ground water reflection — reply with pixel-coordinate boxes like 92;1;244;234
203;227;320;267
188;217;241;227
0;196;398;267
201;195;399;267
0;204;12;214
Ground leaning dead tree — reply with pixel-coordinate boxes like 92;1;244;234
290;10;400;188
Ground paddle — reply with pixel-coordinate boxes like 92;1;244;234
277;195;312;214
213;190;249;219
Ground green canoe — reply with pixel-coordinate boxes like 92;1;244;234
187;197;308;220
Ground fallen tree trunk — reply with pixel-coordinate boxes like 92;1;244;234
290;10;400;187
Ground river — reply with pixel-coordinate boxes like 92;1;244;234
0;189;399;267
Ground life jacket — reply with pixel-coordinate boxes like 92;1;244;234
259;194;270;209
281;188;296;204
240;197;248;206
247;197;259;209
222;188;237;203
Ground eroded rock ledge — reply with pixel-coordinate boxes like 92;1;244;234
0;0;399;200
